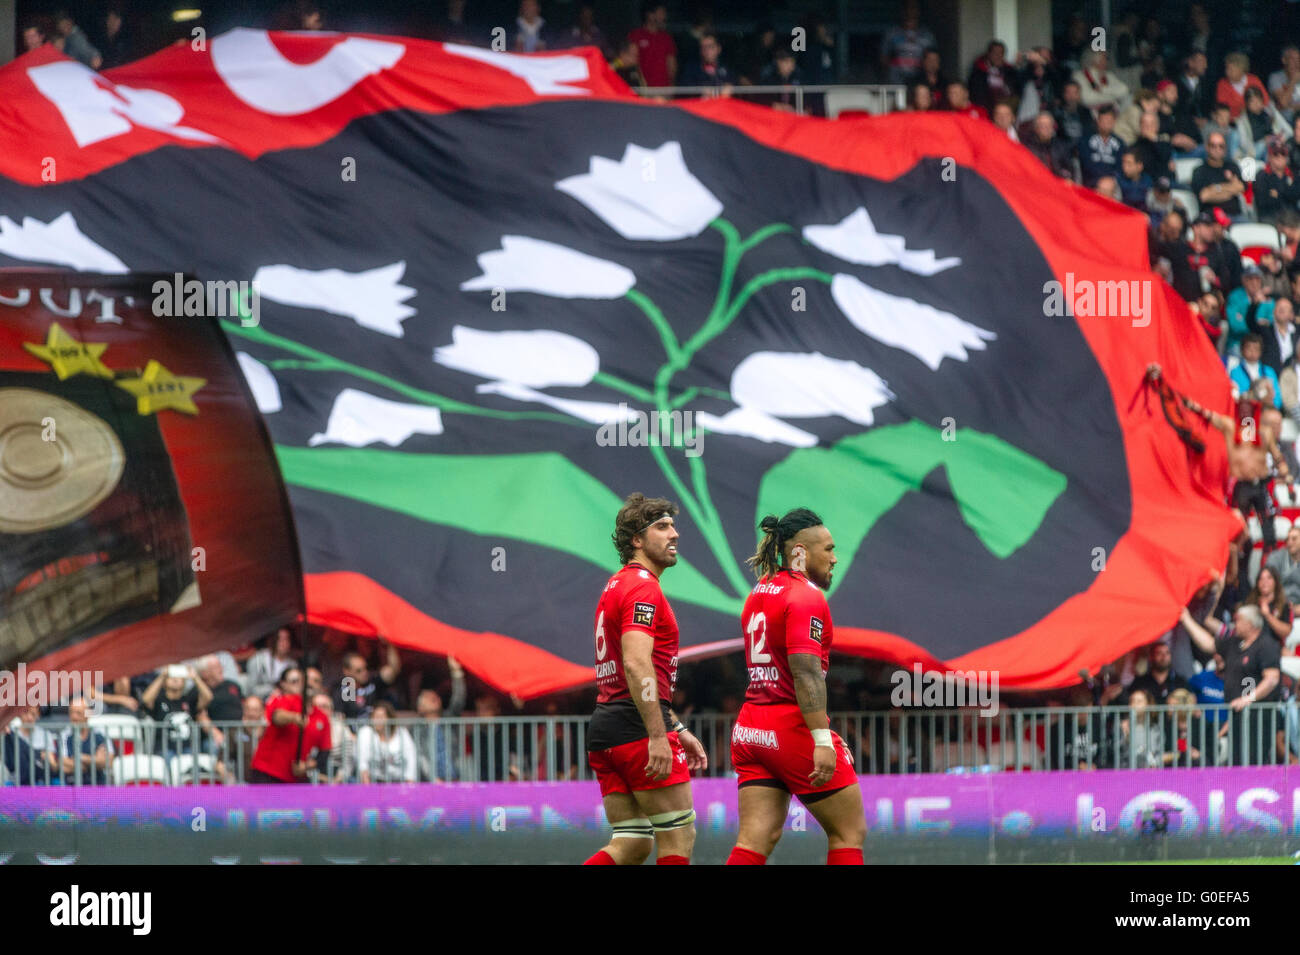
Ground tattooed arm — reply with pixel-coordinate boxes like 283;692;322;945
790;652;836;787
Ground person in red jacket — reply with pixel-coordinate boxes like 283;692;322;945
249;666;332;783
1216;52;1269;119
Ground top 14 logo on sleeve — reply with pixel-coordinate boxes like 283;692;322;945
632;601;656;627
809;617;824;644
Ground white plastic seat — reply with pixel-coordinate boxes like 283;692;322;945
1173;157;1202;186
1171;188;1198;220
169;753;218;784
1228;222;1282;250
88;714;144;756
1275;515;1293;540
110;754;169;786
825;88;879;118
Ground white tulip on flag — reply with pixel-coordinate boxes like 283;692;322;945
804;207;960;276
435;325;600;388
730;351;893;427
460;235;635;298
830;273;996;371
556;141;724;240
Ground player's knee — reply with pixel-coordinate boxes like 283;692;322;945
650;808;696;853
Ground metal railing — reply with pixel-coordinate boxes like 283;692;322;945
3;703;1295;786
634;83;906;117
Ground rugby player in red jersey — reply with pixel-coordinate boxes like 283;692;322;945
726;508;866;865
582;493;707;865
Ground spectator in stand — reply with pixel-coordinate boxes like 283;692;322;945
431;0;476;44
333;640;402;719
1259;249;1291;299
2;705;56;785
53;10;101;68
1192;131;1245;218
1121;688;1164;767
910;48;946;108
1268;45;1300;124
1014;47;1056;124
679;32;733;94
1196;289;1227;346
1054;13;1089;75
471;693;522;780
1118;148;1153;209
1157;79;1201;155
1230;332;1282;409
1183;3;1216;63
1249;565;1294;645
1188;655;1228;736
272;0;322;29
757;46;803;112
1155;208;1196;298
195;654;243;756
1178;212;1223;299
1023;111;1078;182
1054;80;1094;147
97;675;139;716
316;692;355;782
1175;51;1214;130
1237;88;1288;161
1216;52;1269;121
945;81;985;121
990;101;1018;142
249;666;330;783
357;700;416;783
1262;298;1299;415
1146;176;1186;226
1227;273;1277;361
99;7;130;69
906;83;933;111
968;40;1017;114
1208;207;1245;290
736;22;774;86
54;696;112;785
628;2;676;89
1126;642;1189;705
1266;525;1300;605
141;664;211;758
1116;88;1159;145
21;17;53;52
1254;138;1300;223
247;627;297;700
799;14;837;87
1074;49;1130;112
1279;210;1300;263
1181;599;1281;766
512;0;550;53
609;38;646;89
1093;174;1122;202
676;7;711;70
1164;688;1203;766
1201;103;1241;163
1133;111;1174;179
880;0;934;86
228;695;265;782
558;3;606;56
1080;105;1125;188
415;656;466;781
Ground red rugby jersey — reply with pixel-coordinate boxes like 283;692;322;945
742;569;833;705
594;561;679;705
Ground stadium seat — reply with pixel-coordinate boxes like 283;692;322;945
1173;157;1201;186
110;754;169;786
1171;188;1198;221
88;714;143;756
169;753;218;784
1247;515;1261;540
1275;515;1292;540
825;88;878;119
1275;479;1295;505
1228;222;1281;250
1246;546;1263;584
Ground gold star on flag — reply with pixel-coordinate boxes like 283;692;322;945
115;359;207;415
23;322;114;380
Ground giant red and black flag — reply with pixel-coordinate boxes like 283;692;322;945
0;31;1238;696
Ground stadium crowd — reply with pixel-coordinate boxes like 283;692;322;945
9;1;1300;781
